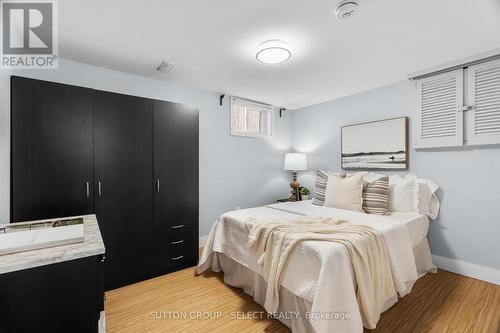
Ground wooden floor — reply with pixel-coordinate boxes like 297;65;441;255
105;267;500;333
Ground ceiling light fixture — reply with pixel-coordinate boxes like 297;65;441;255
256;40;291;64
335;0;359;20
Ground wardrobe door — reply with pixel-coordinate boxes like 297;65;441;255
11;76;93;222
153;101;199;272
93;91;153;290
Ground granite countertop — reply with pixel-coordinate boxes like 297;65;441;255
0;214;105;274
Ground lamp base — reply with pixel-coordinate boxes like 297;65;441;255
288;171;300;202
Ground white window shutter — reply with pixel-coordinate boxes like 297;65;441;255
414;69;464;149
467;59;500;145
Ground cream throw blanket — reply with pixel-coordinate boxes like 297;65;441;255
246;217;396;329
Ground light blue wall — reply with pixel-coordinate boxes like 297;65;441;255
291;80;500;270
0;59;292;236
3;60;498;271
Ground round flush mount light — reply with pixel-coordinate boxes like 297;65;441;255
335;0;359;20
256;40;291;64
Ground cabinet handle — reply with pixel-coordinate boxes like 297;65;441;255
171;225;184;229
171;255;184;261
86;182;90;198
156;179;160;193
98;181;102;197
171;240;184;245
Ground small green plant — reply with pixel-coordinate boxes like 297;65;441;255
299;186;310;195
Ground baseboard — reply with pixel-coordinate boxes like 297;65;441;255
432;255;500;285
199;235;209;249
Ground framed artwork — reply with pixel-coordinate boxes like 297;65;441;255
341;117;408;170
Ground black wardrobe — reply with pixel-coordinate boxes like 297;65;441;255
11;76;199;290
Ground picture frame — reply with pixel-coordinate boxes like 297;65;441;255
341;116;408;170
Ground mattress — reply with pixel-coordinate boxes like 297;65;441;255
385;212;429;248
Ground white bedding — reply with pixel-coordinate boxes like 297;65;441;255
197;201;433;333
385;211;429;247
273;200;430;247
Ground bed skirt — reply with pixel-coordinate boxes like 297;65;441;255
214;237;436;333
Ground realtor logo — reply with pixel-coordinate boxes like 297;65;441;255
1;0;58;69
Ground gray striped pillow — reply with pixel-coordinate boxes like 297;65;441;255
312;170;329;206
362;176;389;215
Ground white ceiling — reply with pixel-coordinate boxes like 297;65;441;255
60;0;500;109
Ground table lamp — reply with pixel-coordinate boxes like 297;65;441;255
284;153;307;202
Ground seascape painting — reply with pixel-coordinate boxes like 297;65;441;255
341;117;408;170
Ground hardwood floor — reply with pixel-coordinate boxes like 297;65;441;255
371;270;500;333
105;268;500;333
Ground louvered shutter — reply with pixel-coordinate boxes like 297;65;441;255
414;69;464;149
467;59;500;145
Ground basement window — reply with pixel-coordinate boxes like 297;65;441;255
231;97;272;138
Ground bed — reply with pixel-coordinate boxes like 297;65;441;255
197;200;436;333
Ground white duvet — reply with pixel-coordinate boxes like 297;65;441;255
197;201;419;333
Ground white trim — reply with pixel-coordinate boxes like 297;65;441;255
432;255;500;285
199;235;209;249
231;96;273;110
408;48;500;80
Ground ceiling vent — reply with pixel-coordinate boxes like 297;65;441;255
157;60;176;74
335;0;359;20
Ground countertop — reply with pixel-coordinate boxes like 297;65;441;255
0;214;105;274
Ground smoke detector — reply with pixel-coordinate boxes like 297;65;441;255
335;0;359;20
157;60;176;74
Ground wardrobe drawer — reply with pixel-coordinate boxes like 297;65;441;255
154;243;196;273
168;222;194;239
168;236;192;251
155;228;195;249
170;243;195;262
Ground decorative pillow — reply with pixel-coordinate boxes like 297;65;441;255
324;173;364;212
312;170;328;206
388;174;418;212
312;171;344;206
362;176;389;215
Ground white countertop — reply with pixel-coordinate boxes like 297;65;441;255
0;214;105;274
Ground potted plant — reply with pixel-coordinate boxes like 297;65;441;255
299;186;311;201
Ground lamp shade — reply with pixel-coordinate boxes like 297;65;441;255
284;153;307;171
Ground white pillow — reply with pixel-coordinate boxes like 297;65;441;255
388;174;418;212
324;173;364;212
416;178;440;219
372;173;439;218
